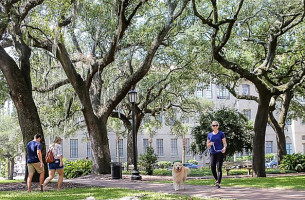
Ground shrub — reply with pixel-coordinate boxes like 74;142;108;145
265;153;275;162
280;153;305;172
64;159;92;179
187;159;198;165
157;161;171;169
139;147;158;175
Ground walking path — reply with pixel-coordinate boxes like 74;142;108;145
64;174;305;200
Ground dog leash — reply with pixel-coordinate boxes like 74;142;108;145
199;147;210;158
199;134;223;158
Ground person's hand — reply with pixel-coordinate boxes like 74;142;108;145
222;148;226;153
210;142;214;145
59;162;63;167
40;162;44;168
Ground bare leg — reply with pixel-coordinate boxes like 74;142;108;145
27;173;34;192
43;170;55;190
57;168;64;191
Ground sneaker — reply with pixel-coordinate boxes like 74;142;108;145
216;183;220;189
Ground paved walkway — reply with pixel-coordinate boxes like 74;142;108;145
64;174;305;200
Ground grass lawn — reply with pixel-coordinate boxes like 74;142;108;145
124;168;296;177
0;179;23;184
0;187;212;200
154;175;305;190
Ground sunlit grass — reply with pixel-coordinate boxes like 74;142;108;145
0;179;23;184
0;187;213;200
154;176;305;190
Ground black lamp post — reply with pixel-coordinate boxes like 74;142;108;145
128;90;142;180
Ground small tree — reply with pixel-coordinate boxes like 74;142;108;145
138;147;158;175
191;108;253;158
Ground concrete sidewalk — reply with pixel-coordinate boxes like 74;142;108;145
64;174;305;200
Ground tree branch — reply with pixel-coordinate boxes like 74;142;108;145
32;79;70;93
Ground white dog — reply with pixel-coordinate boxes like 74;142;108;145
172;162;190;191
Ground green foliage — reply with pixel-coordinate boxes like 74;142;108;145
187;159;199;165
191;108;253;157
0;73;9;105
138;147;158;175
172;160;182;164
64;159;92;179
280;153;305;172
157;161;171;169
265;153;275;162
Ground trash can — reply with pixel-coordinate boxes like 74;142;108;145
110;162;122;179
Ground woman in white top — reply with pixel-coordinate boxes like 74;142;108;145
43;136;64;191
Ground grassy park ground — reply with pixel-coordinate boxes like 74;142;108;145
153;175;305;190
0;172;304;199
0;187;208;200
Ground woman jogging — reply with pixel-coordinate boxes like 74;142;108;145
207;121;227;188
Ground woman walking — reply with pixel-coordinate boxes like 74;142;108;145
43;136;64;191
207;121;227;188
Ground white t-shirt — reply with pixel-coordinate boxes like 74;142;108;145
51;143;63;159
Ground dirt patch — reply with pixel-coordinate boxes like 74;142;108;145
0;182;94;191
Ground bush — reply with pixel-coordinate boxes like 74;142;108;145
157;161;171;169
187;159;198;165
172;160;182;164
139;147;158;175
280;153;305;172
64;159;92;179
265;153;275;162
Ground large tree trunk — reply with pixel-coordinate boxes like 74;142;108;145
83;111;111;174
252;92;271;177
268;91;292;164
0;47;47;181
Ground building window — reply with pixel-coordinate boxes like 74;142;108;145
116;139;123;157
242;109;251;120
143;139;149;153
196;83;204;97
205;84;213;99
87;142;92;158
70;139;78;158
266;141;272;154
171;139;178;156
156;139;163;156
303;144;305;154
216;85;230;99
302;135;305;140
286;143;292;154
185;138;190;155
242;84;250;95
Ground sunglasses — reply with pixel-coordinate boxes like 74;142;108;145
212;125;219;127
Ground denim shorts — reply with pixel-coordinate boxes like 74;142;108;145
49;159;64;170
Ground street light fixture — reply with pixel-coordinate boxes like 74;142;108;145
128;89;142;180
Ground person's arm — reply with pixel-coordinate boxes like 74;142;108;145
58;145;63;167
222;138;227;153
207;139;214;148
37;149;44;168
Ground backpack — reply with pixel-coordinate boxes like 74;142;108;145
46;147;55;163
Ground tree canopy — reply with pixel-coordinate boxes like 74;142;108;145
191;108;253;157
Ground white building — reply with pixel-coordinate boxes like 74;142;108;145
60;80;305;163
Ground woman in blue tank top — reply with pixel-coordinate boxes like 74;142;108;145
207;121;227;188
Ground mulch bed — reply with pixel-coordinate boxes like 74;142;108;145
0;182;93;191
